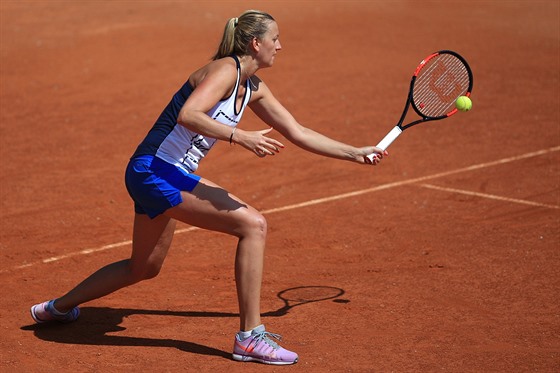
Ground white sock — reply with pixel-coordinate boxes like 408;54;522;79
238;324;264;340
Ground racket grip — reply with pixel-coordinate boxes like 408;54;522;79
366;126;402;162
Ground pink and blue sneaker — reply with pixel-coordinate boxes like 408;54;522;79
30;300;80;323
232;325;298;365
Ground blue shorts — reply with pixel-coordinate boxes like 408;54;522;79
125;155;201;219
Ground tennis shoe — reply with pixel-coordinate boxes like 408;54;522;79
30;300;80;323
232;325;298;365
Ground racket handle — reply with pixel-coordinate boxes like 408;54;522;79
366;126;402;162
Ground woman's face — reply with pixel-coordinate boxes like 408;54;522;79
256;21;281;67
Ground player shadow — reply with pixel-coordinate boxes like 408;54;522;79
21;286;347;360
21;307;230;359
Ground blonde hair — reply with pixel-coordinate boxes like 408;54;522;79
212;10;275;60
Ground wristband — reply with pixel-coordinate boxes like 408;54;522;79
229;127;236;145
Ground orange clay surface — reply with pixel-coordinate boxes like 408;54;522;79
1;1;559;372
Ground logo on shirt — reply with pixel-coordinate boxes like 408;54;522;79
213;110;239;124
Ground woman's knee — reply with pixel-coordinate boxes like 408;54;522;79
238;210;268;239
141;261;164;280
128;259;164;282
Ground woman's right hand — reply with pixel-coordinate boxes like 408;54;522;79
232;127;285;157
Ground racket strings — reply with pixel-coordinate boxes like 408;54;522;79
413;54;471;117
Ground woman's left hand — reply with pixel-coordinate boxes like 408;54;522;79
233;127;285;157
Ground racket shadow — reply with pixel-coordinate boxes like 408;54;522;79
264;285;348;317
21;286;347;358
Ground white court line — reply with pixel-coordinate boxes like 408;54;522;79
260;146;560;214
419;183;560;209
3;146;559;273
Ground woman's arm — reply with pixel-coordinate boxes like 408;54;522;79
177;60;239;142
177;60;284;157
248;77;386;164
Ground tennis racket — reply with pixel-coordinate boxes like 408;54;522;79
366;50;473;162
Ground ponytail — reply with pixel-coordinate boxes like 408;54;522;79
212;10;275;60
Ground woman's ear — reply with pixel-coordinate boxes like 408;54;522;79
250;37;260;53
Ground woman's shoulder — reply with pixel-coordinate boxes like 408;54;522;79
248;74;272;100
189;57;238;88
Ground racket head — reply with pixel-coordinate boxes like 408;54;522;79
409;50;473;123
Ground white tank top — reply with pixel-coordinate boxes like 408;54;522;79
154;57;252;173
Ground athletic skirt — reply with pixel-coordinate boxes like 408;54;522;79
125;155;201;218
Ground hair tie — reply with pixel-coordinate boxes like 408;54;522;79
234;17;239;27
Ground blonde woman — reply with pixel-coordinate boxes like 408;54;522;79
31;10;387;365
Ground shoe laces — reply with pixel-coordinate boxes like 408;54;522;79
252;330;282;350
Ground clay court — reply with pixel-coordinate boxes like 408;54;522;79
1;1;559;372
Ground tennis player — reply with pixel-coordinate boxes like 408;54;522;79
30;10;387;365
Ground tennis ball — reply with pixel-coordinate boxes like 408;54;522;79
455;96;472;111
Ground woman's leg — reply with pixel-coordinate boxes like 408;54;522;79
164;178;266;331
53;213;176;312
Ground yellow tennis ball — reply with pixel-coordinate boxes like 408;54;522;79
455;96;472;111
